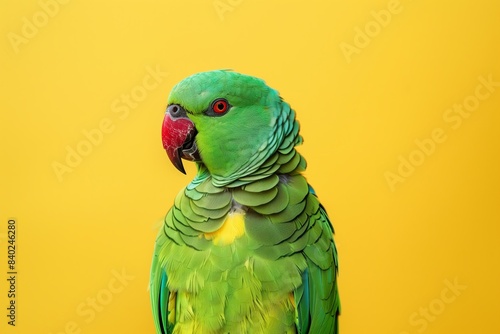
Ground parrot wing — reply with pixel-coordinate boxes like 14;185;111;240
295;188;340;334
150;240;173;334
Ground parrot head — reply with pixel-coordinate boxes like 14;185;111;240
162;70;285;180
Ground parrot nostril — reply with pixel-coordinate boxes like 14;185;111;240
167;104;186;118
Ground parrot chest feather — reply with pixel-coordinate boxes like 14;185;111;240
153;172;335;333
203;211;246;245
156;180;308;332
160;236;302;334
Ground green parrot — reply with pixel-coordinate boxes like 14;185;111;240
150;70;339;334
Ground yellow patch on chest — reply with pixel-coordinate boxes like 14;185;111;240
204;212;245;245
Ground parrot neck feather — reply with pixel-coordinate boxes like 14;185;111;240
205;101;305;188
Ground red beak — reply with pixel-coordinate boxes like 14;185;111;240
162;106;199;174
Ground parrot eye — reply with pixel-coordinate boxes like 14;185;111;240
208;98;230;116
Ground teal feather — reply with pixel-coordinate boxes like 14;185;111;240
296;269;311;334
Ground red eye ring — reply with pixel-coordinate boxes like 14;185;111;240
212;99;229;114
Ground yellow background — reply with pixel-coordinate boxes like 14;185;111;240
1;0;499;333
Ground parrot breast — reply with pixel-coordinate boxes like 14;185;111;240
152;163;318;333
203;210;246;245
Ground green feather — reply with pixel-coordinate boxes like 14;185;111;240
195;191;232;210
232;187;278;207
242;174;280;192
190;200;231;220
252;183;290;215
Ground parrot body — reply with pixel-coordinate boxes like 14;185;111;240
150;71;339;333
